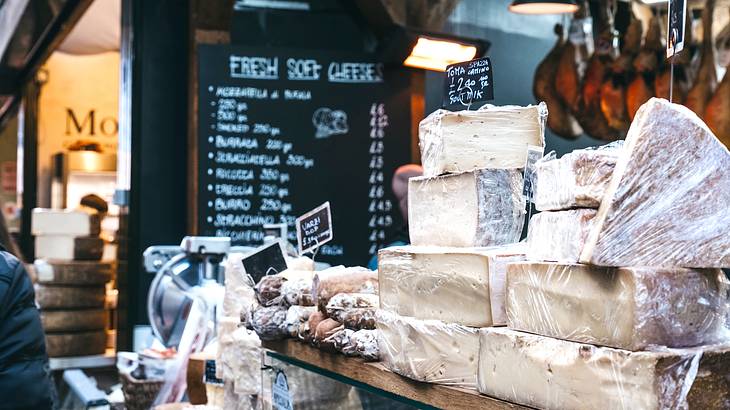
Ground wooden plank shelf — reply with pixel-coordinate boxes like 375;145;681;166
263;340;529;410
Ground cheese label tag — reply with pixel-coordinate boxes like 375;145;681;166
204;360;224;386
242;241;288;283
272;370;293;410
295;201;333;255
443;57;494;110
522;145;544;202
666;0;687;57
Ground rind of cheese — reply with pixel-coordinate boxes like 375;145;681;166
408;168;525;247
41;309;107;332
376;310;480;389
31;209;100;236
534;143;621;211
526;209;596;263
35;236;104;261
377;245;525;327
506;262;730;350
46;330;107;357
478;327;730;410
581;98;730;267
419;103;546;177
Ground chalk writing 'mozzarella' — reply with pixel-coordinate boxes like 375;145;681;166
230;55;279;79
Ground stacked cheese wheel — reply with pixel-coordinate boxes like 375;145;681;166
34;260;112;357
482;98;730;409
375;103;545;389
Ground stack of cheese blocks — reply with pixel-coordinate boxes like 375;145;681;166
32;209;110;357
375;103;546;389
479;98;730;409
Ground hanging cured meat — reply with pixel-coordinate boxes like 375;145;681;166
655;10;693;102
575;2;620;141
599;12;642;134
684;0;717;119
705;8;730;148
555;1;592;113
627;15;663;119
534;24;583;139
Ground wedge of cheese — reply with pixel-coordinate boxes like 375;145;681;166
526;209;596;263
506;262;730;350
419;103;546;177
581;98;730;267
409;169;525;247
478;328;730;410
378;245;524;327
534;143;621;211
376;310;479;389
31;209;100;236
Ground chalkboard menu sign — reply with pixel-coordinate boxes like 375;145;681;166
197;45;410;266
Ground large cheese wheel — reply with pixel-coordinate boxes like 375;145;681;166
40;309;107;332
45;330;107;357
35;285;106;309
34;260;113;285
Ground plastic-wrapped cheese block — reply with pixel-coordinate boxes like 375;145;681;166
33;260;113;285
223;253;257;319
31;209;101;236
534;142;621;211
478;327;730;410
312;266;377;311
378;245;525;327
376;310;480;389
41;309;107;332
581;98;730;267
419;103;546;177
409;169;525;247
35;236;104;261
216;318;261;396
506;262;730;350
35;284;106;309
526;209;596;263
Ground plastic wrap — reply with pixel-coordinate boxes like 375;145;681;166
378;244;525;327
506;262;730;351
328;329;379;361
408;169;525;247
478;327;730;410
418;103;547;177
281;277;314;306
223;253;257;319
284;305;316;338
312;266;377;312
312;318;342;350
580;98;730;268
250;305;289;341
526;209;596;263
325;293;378;330
216;318;262;396
254;275;287;307
375;310;479;389
534;142;622;211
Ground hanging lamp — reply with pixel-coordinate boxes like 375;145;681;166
508;0;579;14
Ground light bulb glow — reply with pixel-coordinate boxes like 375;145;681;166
403;37;479;72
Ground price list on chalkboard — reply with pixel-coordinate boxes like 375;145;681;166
197;45;410;266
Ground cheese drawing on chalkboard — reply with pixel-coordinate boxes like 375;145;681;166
312;108;349;138
296;202;333;255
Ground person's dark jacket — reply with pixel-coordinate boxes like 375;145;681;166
0;248;54;410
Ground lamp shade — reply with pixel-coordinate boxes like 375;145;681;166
508;0;579;14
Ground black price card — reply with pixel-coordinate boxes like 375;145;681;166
242;241;288;283
296;201;333;255
204;360;224;386
667;0;687;57
443;57;494;110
